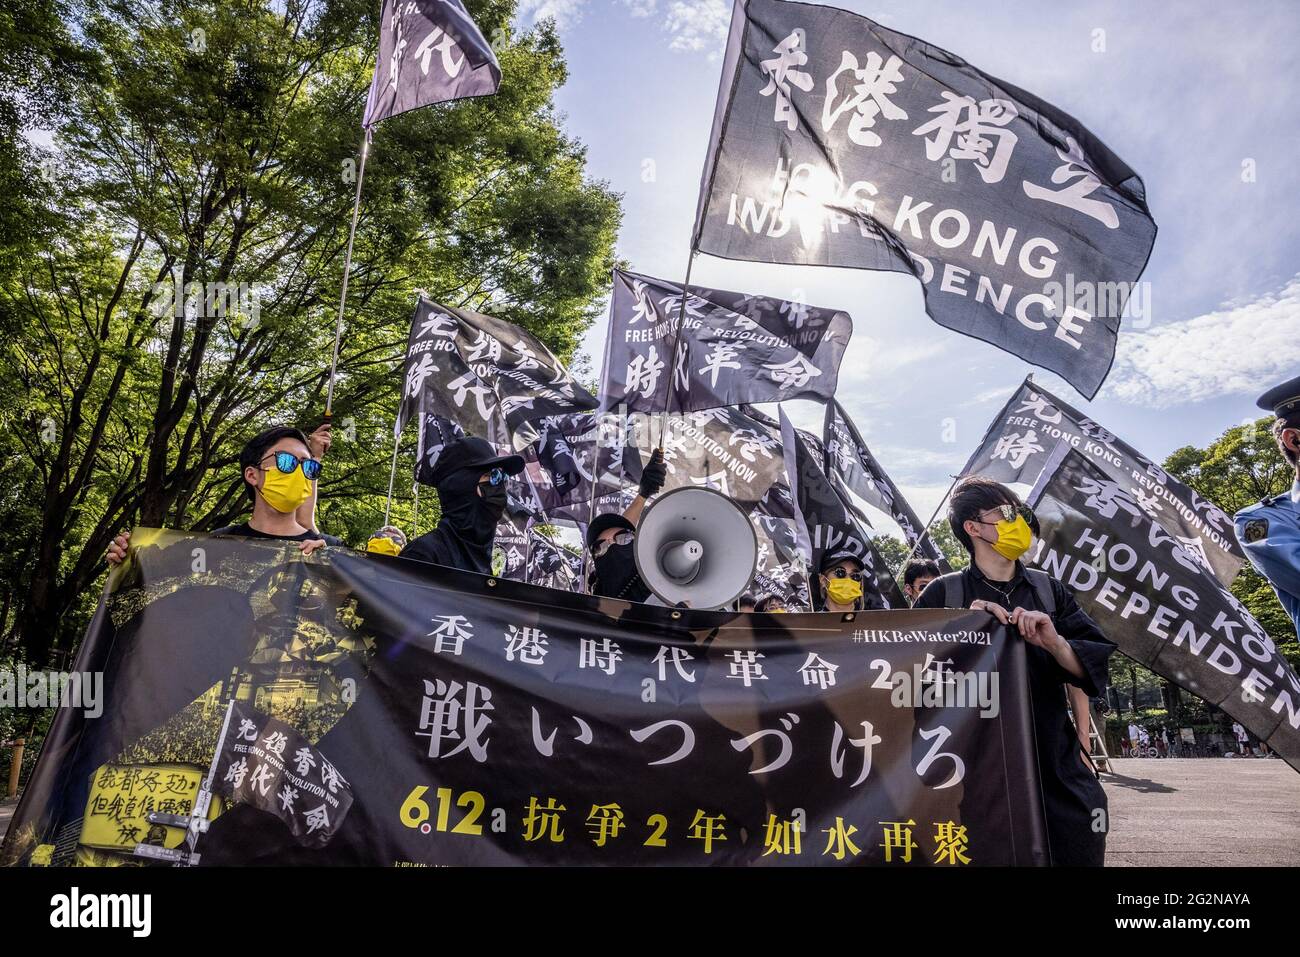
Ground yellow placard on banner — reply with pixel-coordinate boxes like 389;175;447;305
79;762;224;853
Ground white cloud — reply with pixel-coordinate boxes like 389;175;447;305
620;0;658;17
1108;274;1300;408
517;0;589;29
662;0;732;54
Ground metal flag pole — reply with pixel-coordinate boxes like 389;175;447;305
324;132;372;420
891;471;963;580
383;419;401;527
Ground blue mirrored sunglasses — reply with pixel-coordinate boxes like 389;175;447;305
480;467;506;487
267;451;322;481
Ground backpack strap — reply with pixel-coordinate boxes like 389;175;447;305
939;571;966;609
1023;567;1057;616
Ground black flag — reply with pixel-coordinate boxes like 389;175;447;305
823;400;950;571
782;409;907;609
693;0;1157;398
398;298;597;450
211;701;355;848
1027;446;1300;770
963;378;1245;587
363;0;501;128
600;268;851;414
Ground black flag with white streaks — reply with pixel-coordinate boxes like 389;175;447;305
1027;447;1300;771
600;268;851;414
398;298;597;451
963;378;1245;587
693;0;1157;398
782;411;906;609
823;400;950;571
363;0;501;128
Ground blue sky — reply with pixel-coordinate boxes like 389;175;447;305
512;0;1300;528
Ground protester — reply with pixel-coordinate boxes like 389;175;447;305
815;550;879;612
754;594;788;613
105;425;337;566
914;476;1115;866
902;558;941;605
586;448;667;601
736;592;757;613
1235;373;1300;639
400;435;524;575
366;525;408;556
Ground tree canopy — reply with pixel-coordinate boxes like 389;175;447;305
0;0;621;665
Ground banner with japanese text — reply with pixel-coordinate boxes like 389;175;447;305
693;0;1157;397
2;529;1049;867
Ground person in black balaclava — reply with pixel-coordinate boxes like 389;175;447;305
586;447;667;601
401;435;525;575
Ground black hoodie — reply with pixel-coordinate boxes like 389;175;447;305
401;466;507;574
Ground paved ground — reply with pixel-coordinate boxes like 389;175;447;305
1;759;1296;864
1103;758;1300;866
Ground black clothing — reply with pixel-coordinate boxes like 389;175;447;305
212;522;342;546
914;561;1114;866
590;540;652;603
401;464;504;575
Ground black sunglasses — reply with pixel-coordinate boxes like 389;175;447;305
592;530;635;557
825;567;864;581
262;451;322;481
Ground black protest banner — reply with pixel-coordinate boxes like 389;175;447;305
397;298;596;449
2;530;1048;866
600;268;852;414
693;0;1156;398
824;400;950;571
211;701;354;848
1027;448;1300;770
783;410;907;609
363;0;501;129
965;378;1245;586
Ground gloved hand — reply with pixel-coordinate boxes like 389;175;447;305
639;447;667;499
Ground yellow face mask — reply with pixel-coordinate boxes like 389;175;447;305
825;576;864;606
258;466;313;514
366;536;401;556
991;515;1033;561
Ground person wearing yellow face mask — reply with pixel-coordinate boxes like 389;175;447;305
104;426;339;567
366;525;407;556
913;477;1115;866
816;551;876;613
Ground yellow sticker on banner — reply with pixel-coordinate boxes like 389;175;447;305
79;763;223;853
30;844;55;866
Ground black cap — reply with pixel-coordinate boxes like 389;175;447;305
819;548;864;573
1257;375;1300;419
586;512;635;550
427;435;525;487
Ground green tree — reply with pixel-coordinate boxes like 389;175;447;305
0;0;620;664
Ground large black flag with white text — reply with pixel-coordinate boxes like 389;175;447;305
600;268;852;414
963;378;1245;587
1027;447;1300;770
398;298;597;451
693;0;1157;398
363;0;501;128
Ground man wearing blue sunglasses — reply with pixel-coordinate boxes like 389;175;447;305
401;435;525;575
106;425;339;566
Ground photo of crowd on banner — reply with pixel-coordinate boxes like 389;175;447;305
5;0;1298;872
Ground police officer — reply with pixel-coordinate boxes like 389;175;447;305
1234;375;1300;638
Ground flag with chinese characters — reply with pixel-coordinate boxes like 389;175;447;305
600;268;852;414
210;701;354;849
398;298;597;452
1027;447;1300;767
824;400;949;571
692;0;1157;398
963;377;1245;586
363;0;501;128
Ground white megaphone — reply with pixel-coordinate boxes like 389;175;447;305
634;486;757;609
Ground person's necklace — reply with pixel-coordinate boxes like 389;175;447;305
985;578;1017;607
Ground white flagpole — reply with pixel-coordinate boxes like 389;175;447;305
325;132;371;419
